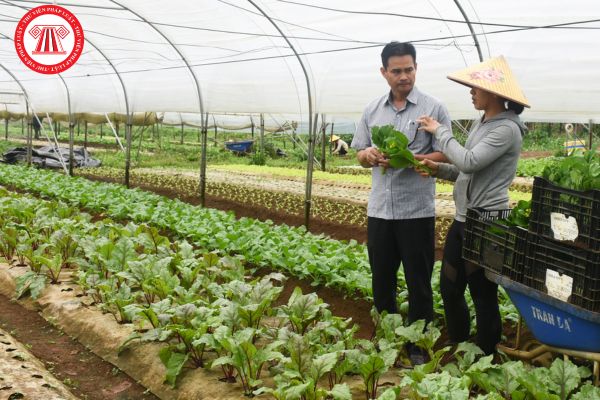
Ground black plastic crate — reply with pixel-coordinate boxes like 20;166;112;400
530;177;600;251
463;208;528;282
525;233;600;313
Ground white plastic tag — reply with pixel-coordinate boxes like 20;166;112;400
545;269;573;302
550;212;579;241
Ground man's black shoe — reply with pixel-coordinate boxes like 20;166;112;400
407;344;429;366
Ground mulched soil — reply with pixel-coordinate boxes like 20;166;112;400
0;293;158;400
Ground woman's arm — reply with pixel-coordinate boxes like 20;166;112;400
434;124;516;174
418;116;517;174
416;159;459;181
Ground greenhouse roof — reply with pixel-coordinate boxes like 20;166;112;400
0;1;599;123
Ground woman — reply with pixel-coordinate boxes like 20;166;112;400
416;56;529;355
331;135;349;156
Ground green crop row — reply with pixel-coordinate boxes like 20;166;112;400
0;164;373;299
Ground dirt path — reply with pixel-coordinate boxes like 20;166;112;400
0;292;158;400
0;327;79;400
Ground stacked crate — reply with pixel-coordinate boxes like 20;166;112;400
463;208;528;282
464;177;600;313
526;177;600;312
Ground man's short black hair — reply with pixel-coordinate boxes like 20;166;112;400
381;42;416;69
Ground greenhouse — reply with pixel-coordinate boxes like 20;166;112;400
0;1;599;399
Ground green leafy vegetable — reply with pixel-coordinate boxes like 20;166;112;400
542;147;600;191
371;125;430;174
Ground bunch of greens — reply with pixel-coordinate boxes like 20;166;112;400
542;147;600;191
371;125;430;174
503;200;531;229
488;200;531;235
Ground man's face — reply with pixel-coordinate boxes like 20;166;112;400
380;55;417;97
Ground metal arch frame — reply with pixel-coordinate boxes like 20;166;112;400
89;45;132;185
55;74;75;175
453;0;484;62
0;29;71;174
0;1;132;181
107;0;208;204
0;62;32;163
246;0;317;229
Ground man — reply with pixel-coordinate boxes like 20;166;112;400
331;135;349;156
351;41;451;363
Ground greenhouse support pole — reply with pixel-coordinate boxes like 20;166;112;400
213;115;218;146
125;115;133;188
100;123;103;138
199;112;209;207
84;121;88;149
329;122;334;155
107;1;206;201
589;119;593;150
21;117;24;136
320;114;326;171
4;118;8;140
158;124;162;149
104;114;125;152
246;0;315;229
0;63;31;161
180;123;184;144
56;73;73;174
26;106;31;165
260;113;265;154
304;113;319;229
69;118;75;176
453;0;483;62
251;117;255;139
44;112;68;174
136;124;143;161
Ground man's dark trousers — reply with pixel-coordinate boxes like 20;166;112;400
367;216;435;323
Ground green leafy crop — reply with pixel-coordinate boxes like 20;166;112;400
502;200;531;229
542;147;600;191
371;125;430;174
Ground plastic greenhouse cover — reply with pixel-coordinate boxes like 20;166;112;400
0;0;598;124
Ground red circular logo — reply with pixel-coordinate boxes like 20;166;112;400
14;5;84;74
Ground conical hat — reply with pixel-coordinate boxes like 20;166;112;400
330;135;340;142
447;56;530;108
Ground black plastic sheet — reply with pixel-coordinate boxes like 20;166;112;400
1;146;102;169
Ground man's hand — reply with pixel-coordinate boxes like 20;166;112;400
358;147;388;168
415;158;439;177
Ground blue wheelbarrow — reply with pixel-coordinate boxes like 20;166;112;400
225;140;254;155
487;271;600;383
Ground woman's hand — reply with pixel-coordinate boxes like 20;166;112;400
417;116;441;134
415;158;439;177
